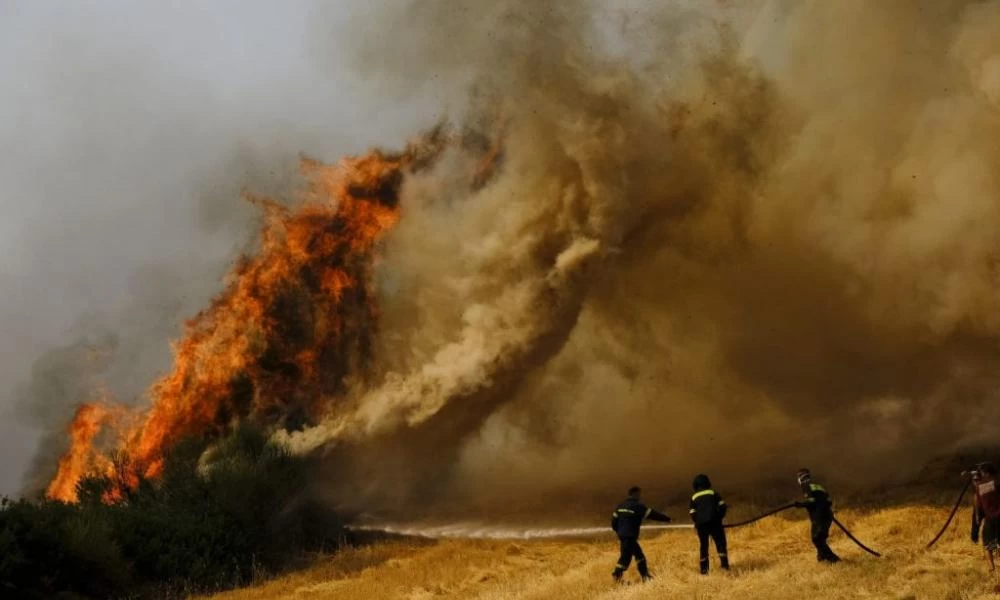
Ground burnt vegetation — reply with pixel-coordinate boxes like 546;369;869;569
0;426;345;599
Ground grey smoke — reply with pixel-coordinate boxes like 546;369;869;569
0;0;441;497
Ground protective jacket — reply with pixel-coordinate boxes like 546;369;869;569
611;498;671;538
800;482;833;519
689;488;727;526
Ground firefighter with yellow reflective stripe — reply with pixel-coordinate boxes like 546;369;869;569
794;468;840;563
689;474;729;574
610;486;672;582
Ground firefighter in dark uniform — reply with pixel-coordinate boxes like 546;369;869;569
971;462;1000;573
611;486;672;582
689;473;729;574
794;468;840;563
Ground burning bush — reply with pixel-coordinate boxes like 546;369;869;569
44;129;454;504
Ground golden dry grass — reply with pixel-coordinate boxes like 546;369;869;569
198;506;999;600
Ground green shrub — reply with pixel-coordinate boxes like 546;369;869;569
0;496;127;598
0;425;344;599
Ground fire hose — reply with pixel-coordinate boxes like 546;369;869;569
832;516;882;557
723;502;797;528
926;479;971;549
724;503;882;557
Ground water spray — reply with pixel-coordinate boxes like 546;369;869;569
346;522;692;540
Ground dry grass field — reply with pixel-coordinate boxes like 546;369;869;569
199;505;999;600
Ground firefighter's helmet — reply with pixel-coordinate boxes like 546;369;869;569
796;468;813;485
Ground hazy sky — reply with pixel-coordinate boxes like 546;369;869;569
0;0;444;496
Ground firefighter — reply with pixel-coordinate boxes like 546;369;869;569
793;468;841;563
971;462;1000;573
611;486;672;583
689;473;729;574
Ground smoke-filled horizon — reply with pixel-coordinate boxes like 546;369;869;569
12;0;1000;516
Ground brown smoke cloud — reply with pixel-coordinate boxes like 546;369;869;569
280;0;1000;515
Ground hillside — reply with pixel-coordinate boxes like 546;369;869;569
199;505;997;600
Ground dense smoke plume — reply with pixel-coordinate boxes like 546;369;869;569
289;0;1000;513
38;0;1000;517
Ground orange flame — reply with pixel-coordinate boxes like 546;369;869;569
46;403;119;503
45;126;494;503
